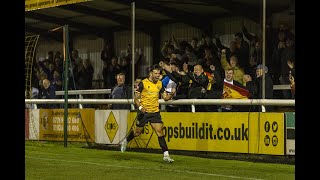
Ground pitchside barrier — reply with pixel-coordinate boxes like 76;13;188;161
52;85;291;110
25;97;295;156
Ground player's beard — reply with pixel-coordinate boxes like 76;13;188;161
153;76;159;83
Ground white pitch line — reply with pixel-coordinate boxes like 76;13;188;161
26;156;264;180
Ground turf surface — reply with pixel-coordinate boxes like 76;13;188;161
26;141;294;180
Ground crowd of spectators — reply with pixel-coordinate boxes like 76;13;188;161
30;22;295;112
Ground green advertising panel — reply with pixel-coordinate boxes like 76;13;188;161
285;112;295;155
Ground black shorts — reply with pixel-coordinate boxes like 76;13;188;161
136;111;162;127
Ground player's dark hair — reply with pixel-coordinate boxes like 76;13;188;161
148;64;161;72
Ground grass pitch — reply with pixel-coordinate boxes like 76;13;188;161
25;141;294;180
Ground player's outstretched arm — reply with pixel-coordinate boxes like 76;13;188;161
162;88;176;101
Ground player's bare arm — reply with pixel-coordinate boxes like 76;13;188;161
134;90;141;106
134;82;146;113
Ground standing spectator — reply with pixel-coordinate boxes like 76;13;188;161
215;35;240;63
126;43;142;78
109;73;132;110
247;53;258;79
287;57;295;99
120;56;132;85
54;51;62;61
101;41;114;65
54;56;63;74
46;51;54;64
134;78;142;90
190;37;200;58
271;31;286;85
204;64;223;112
201;46;223;76
52;70;62;91
244;65;274;112
76;59;94;90
279;38;295;99
184;64;209;112
220;68;250;112
38;79;57;109
220;49;245;86
37;59;53;81
289;72;295;99
182;44;198;67
160;58;172;89
198;34;219;60
163;61;179;112
234;32;250;70
70;49;82;90
71;49;82;70
103;56;121;89
241;22;259;57
163;60;190;112
75;59;94;108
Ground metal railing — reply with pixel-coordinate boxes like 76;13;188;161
55;89;111;108
55;89;111;95
25;98;295;113
26;85;294;112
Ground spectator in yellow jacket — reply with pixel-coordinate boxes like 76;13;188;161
220;49;245;86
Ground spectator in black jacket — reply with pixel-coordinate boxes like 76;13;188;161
244;64;274;112
164;63;209;112
38;79;57;109
204;64;223;112
163;59;191;112
76;59;94;90
184;64;209;112
234;32;250;71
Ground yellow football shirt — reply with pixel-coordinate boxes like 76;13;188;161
138;78;164;112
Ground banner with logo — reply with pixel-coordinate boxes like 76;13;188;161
39;109;95;142
25;0;91;11
95;110;129;144
127;112;285;155
255;113;285;155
